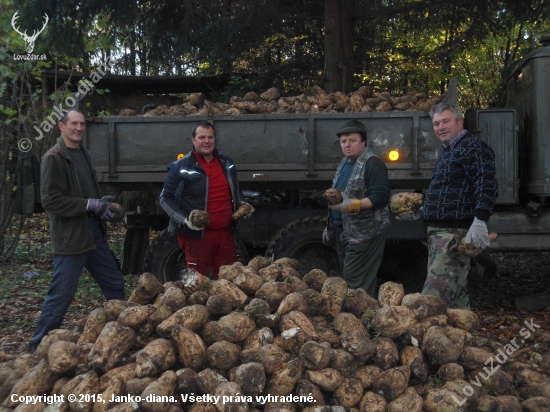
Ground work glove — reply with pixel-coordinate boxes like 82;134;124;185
239;202;255;219
184;218;202;231
328;192;361;213
107;203;126;222
322;228;331;246
184;210;205;231
232;201;255;219
465;217;490;248
396;207;424;221
99;196;126;223
87;197;115;221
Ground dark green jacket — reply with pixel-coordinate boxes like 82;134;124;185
41;137;103;254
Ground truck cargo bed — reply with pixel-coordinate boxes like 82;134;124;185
85;112;441;191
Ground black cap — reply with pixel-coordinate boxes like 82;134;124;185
336;120;367;139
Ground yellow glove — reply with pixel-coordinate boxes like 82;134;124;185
328;192;361;213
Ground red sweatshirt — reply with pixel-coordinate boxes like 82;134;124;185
194;149;233;229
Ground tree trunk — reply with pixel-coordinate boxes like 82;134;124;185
324;0;355;93
340;0;354;94
129;34;136;76
323;0;343;93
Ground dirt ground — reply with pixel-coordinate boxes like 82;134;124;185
0;216;549;359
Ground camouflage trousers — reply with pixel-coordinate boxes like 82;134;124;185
422;226;471;309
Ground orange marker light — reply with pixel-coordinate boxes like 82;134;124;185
177;153;185;160
389;150;399;161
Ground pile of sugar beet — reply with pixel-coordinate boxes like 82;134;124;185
117;85;443;117
1;256;550;412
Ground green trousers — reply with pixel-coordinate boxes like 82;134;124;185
336;227;387;297
423;226;471;309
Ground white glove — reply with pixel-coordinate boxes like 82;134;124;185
322;228;330;246
465;217;489;248
240;202;255;218
183;217;202;231
396;207;423;221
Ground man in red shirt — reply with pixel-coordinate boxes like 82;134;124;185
160;121;253;277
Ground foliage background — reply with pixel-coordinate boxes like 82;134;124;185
4;0;550;103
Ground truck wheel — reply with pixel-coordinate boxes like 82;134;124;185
143;229;184;283
266;215;339;276
143;228;249;283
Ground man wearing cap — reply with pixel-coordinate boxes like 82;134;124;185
324;120;390;297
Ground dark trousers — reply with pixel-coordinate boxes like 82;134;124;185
336;227;387;297
30;217;125;348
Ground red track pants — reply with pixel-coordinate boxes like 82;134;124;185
177;228;237;278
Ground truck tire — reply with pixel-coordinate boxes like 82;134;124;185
143;228;249;283
143;229;183;283
265;215;339;276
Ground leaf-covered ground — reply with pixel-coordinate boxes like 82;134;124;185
0;215;137;355
0;215;549;358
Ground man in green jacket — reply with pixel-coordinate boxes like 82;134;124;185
29;109;125;352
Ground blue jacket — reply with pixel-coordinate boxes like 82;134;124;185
423;131;499;227
160;149;243;238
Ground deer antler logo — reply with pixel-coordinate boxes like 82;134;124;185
11;11;49;54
